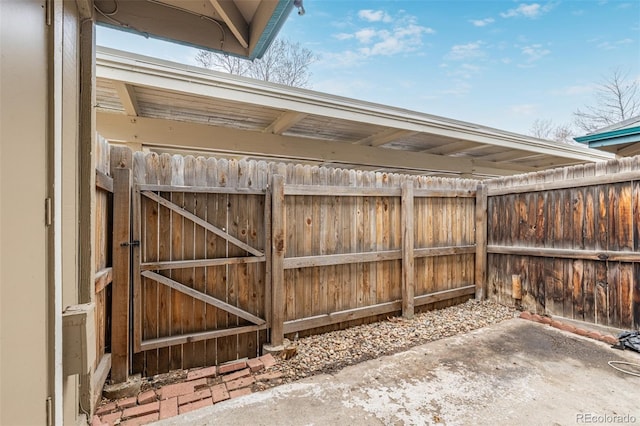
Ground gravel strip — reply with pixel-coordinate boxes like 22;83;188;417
272;300;517;383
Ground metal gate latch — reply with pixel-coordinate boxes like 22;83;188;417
120;240;140;247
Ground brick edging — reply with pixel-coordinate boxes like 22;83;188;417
519;311;619;346
93;354;283;426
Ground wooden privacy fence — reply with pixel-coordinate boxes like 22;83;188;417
99;142;640;385
486;156;640;330
92;137;114;394
270;165;485;345
107;147;486;380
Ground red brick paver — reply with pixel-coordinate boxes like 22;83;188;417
122;401;159;419
226;376;256;391
600;335;618;345
211;383;230;403
519;311;619;348
218;360;247;374
117;396;138;409
159;378;207;400
178;388;211;406
137;389;157;405
247;358;265;372
95;401;117;416
187;365;217;381
159;397;178;420
222;367;251;382
91;415;107;426
259;354;277;369
229;387;252;399
179;398;213;415
100;410;122;426
120;412;159;426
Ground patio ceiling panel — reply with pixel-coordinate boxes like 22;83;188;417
95;47;615;178
282;114;389;142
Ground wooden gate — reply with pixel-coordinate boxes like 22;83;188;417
130;153;271;376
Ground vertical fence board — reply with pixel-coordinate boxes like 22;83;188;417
156;153;172;374
111;167;131;383
271;174;285;346
475;184;487;300
401;180;414;318
144;154;160;376
193;157;208;366
169;155;185;370
205;157;220;366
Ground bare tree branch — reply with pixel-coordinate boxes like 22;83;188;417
194;38;317;88
573;68;640;133
529;118;576;144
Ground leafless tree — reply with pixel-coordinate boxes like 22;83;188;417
529;118;576;144
195;50;249;75
573;68;640;133
194;38;316;88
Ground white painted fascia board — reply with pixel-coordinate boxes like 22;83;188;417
96;47;615;163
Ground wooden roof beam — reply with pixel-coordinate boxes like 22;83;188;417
354;129;417;147
113;82;140;116
421;140;482;155
97;112;537;177
263;111;307;135
208;0;249;49
475;149;534;162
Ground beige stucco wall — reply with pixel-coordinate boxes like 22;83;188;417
0;0;51;424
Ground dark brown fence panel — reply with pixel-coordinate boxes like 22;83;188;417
486;156;640;330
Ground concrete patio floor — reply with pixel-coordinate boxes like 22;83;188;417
154;319;639;426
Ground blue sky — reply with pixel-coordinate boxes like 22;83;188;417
97;1;640;135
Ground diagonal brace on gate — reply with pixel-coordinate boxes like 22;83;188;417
141;190;263;257
141;270;266;325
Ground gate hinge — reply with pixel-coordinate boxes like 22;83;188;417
121;240;140;247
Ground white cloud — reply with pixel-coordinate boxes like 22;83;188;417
470;18;495;27
329;12;434;60
358;9;392;23
521;44;550;62
355;28;377;44
446;41;485;61
334;33;354;41
500;3;552;19
510;104;539;116
596;38;634;50
552;84;596;96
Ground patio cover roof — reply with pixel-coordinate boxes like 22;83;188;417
93;0;293;59
95;47;615;178
574;115;640;157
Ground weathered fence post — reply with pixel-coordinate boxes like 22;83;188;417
401;180;415;319
264;184;273;331
111;165;132;383
270;174;285;346
475;183;488;300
